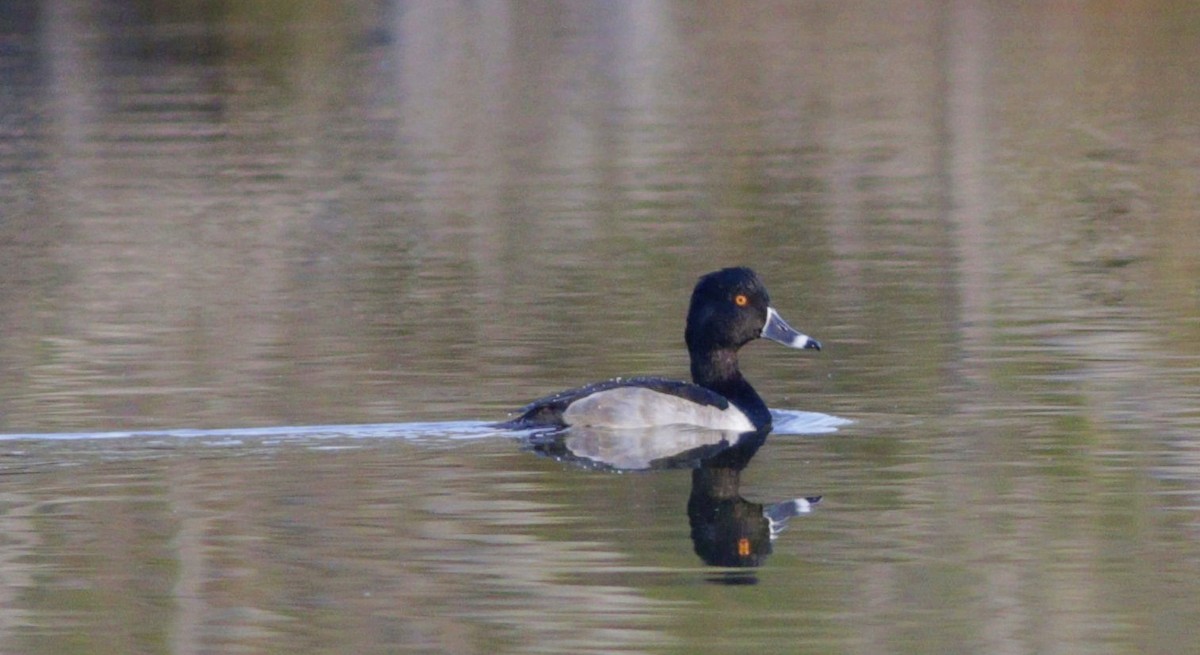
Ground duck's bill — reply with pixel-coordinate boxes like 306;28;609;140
762;307;821;350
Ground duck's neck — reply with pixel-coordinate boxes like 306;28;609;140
691;349;771;429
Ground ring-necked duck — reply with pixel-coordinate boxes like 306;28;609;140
500;267;821;433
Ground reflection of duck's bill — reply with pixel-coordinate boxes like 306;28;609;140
762;307;821;351
765;496;822;539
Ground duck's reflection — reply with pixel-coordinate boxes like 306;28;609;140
528;423;743;470
687;430;821;569
526;426;822;570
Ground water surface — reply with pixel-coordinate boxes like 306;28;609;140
2;1;1200;653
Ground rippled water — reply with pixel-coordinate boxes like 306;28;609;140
3;1;1200;653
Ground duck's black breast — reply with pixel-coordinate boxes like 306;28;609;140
498;377;755;431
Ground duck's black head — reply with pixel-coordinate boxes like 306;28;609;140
683;267;820;430
684;267;820;356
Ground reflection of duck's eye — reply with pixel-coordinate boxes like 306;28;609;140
737;537;751;556
734;294;748;307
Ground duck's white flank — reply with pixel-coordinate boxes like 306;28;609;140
561;386;756;431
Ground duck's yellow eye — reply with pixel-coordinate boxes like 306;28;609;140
734;294;748;307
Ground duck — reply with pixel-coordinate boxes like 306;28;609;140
499;267;821;433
